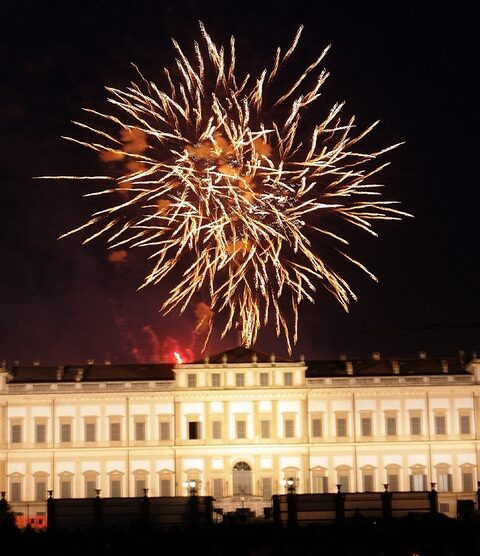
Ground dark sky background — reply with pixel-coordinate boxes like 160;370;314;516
1;0;478;365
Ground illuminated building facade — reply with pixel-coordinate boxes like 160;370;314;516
1;347;479;519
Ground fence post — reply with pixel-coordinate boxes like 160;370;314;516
429;483;438;514
382;484;392;522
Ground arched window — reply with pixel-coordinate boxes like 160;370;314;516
409;464;427;491
360;465;376;492
108;470;124;497
133;469;149;497
33;472;49;501
84;470;99;498
311;466;328;493
385;464;401;491
58;471;74;498
9;472;24;502
335;465;351;493
158;469;173;497
232;461;252;495
435;464;452;492
460;463;475;492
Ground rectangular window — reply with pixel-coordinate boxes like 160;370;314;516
11;424;22;444
11;482;22;502
110;422;121;442
213;478;224;498
283;372;293;386
260;420;271;439
363;474;374;492
410;416;421;436
386;416;397;436
159;420;170;441
35;480;47;502
211;373;221;387
259;372;269;386
60;423;72;443
462;472;474;492
336;417;347;438
110;479;121;497
85;422;96;442
439;502;450;514
460;415;471;434
312;418;322;438
387;473;399;491
188;421;201;440
435;415;446;435
35;423;46;444
437;473;452;492
361;417;372;437
60;479;72;498
284;418;295;438
135;420;146;441
187;374;197;388
160;479;171;496
236;419;247;439
235;373;245;387
212;420;222;440
262;477;273;498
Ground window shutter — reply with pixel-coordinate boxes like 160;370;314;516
409;475;414;491
448;474;453;492
422;475;428;491
323;476;329;493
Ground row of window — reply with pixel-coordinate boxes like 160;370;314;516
9;473;174;502
186;371;294;388
8;411;474;445
8;466;477;503
311;412;473;439
9;418;173;445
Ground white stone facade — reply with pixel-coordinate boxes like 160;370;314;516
1;350;479;518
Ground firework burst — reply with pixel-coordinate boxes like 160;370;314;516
46;23;411;354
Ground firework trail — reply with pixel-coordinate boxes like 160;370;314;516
46;23;411;354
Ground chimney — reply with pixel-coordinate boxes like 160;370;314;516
56;366;64;381
339;354;347;361
441;360;448;373
87;359;95;366
346;361;353;375
419;351;427;359
33;360;40;367
392;360;400;374
104;360;111;365
75;368;84;382
372;352;381;361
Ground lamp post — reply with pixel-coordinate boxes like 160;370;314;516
182;479;198;496
280;477;298;527
280;477;297;495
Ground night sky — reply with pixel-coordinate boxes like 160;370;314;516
1;0;478;365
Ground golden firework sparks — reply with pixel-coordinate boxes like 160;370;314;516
46;23;411;354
